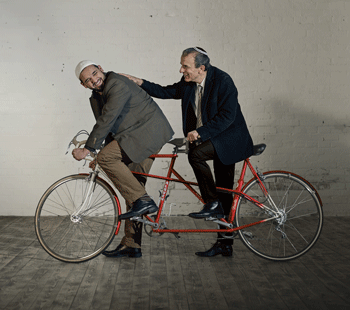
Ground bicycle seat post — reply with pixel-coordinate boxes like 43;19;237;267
173;146;178;155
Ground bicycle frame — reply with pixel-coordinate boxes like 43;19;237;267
37;131;322;262
127;151;280;236
69;130;279;237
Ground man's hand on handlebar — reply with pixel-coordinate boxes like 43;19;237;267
187;130;201;143
72;148;90;161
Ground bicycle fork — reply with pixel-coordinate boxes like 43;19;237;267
70;172;98;223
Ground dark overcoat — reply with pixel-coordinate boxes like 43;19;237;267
141;66;253;165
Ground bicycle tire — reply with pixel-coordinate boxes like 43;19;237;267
235;171;323;261
35;174;120;263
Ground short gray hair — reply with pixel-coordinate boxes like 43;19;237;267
182;47;211;71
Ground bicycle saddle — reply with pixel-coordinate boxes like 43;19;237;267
253;144;266;156
168;138;187;147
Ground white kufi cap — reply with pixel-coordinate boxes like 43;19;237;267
75;60;97;79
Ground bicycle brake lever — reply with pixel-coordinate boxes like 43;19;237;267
65;130;90;155
65;141;74;155
65;135;80;155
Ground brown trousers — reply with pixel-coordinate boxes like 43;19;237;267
97;140;155;248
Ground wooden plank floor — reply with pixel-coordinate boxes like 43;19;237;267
0;216;349;310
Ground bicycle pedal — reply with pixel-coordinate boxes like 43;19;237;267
205;216;224;221
243;231;253;239
205;217;216;221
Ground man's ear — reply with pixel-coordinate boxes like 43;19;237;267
80;81;88;88
98;65;104;72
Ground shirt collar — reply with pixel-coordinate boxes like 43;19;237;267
197;76;206;88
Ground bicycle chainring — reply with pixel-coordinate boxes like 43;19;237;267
144;215;166;237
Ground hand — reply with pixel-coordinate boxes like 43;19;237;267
89;159;96;170
119;73;143;86
186;130;200;143
72;148;90;161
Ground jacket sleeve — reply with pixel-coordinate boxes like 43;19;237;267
141;79;185;100
196;76;239;142
85;80;130;150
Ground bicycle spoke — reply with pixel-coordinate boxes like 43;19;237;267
236;172;323;261
35;175;119;263
283;222;309;245
82;196;115;216
40;201;71;216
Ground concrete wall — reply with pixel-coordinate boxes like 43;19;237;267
0;0;349;216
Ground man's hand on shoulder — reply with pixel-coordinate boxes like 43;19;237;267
119;73;144;86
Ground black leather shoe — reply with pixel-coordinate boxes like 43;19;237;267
102;244;142;258
189;200;224;219
119;196;158;220
195;241;233;257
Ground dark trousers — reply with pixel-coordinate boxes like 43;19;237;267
188;140;235;245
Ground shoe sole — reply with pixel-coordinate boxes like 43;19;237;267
102;252;142;258
128;252;142;258
195;252;233;257
119;205;158;220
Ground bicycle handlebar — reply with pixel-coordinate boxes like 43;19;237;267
66;130;192;159
65;130;96;160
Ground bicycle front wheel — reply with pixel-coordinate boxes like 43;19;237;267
236;172;323;261
35;174;120;263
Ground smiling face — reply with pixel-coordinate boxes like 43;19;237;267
80;65;106;92
179;53;206;84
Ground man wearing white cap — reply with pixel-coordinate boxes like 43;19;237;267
73;60;174;258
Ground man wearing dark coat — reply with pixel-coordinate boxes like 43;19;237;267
122;47;254;257
72;60;174;258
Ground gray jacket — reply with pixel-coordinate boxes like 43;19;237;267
85;72;174;163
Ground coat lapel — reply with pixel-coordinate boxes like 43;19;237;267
89;94;104;120
182;83;196;116
201;67;214;123
182;82;197;134
189;84;196;113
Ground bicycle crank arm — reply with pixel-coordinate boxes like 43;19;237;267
205;217;234;229
130;216;159;229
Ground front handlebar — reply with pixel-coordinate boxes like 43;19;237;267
66;130;192;159
65;130;96;161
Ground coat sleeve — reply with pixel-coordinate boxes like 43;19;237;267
196;76;239;142
141;79;185;100
85;80;130;150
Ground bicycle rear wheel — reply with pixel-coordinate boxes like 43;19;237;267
236;171;323;261
35;174;120;263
